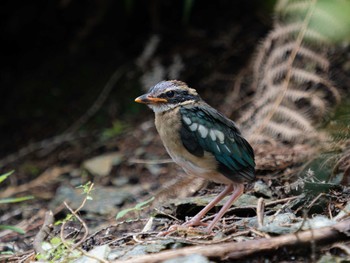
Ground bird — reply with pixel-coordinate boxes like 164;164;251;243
135;80;255;232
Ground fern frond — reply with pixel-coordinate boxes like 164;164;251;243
265;42;329;71
238;0;345;144
279;0;350;42
279;0;313;15
264;121;315;142
266;64;339;101
284;89;328;115
261;105;315;132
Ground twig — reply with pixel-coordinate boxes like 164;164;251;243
58;183;103;261
249;228;269;238
86;219;147;247
257;197;265;228
62;201;89;250
0;250;36;262
60;182;95;247
271;198;292;220
0;165;73;198
111;219;350;262
153;208;181;221
331;243;350;256
202;195;303;222
60;201;107;263
128;158;173;164
307;193;325;209
64;68;124;135
0;133;87;167
74;182;94;213
39;67;125;156
140;230;251;246
0;67;125;166
33;211;55;253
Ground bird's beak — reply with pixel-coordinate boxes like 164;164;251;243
135;94;167;104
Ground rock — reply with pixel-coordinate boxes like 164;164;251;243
83;152;123;177
253;180;273;198
73;245;110;263
50;185;132;215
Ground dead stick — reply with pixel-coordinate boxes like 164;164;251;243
0;165;73;198
33;211;54;253
112;219;350;263
257;197;265;228
63;201;89;250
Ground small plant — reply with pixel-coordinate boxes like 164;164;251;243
36;181;94;262
101;120;128;141
116;196;155;221
0;171;34;235
76;181;94;201
36;237;80;262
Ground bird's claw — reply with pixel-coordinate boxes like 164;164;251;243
157;219;210;236
156;224;182;236
183;219;208;228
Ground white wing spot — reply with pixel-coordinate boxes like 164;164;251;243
214;130;225;143
189;123;198;131
183;116;192;125
216;144;221;153
224;145;232;154
198;125;209;138
209;130;216;141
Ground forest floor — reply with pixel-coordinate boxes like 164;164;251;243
1;1;350;262
1;114;350;262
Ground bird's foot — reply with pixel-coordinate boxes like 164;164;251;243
157;218;210;236
182;217;208;228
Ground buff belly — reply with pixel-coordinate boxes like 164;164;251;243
155;108;233;185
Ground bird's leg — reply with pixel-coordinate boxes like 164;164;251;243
206;183;244;232
158;184;244;236
158;185;233;236
182;184;234;228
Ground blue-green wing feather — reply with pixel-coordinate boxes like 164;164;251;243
180;105;255;183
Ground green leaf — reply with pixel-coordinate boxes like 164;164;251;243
0;170;14;184
116;197;155;220
135;197;155;209
0;195;34;204
0;225;25;234
101;120;128;141
50;237;62;246
0;251;14;255
54;220;63;226
116;208;135;220
35;254;46;260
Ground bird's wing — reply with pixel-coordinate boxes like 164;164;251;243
180;105;255;183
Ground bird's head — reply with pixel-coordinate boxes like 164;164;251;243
135;80;201;113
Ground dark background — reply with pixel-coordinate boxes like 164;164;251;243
0;0;272;157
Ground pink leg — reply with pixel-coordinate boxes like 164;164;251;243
158;183;244;236
206;183;244;231
183;184;234;227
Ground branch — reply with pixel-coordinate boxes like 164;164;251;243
112;219;350;263
33;211;54;253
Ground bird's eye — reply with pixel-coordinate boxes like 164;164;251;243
166;90;175;98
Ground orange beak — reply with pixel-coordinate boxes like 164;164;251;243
134;94;167;104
